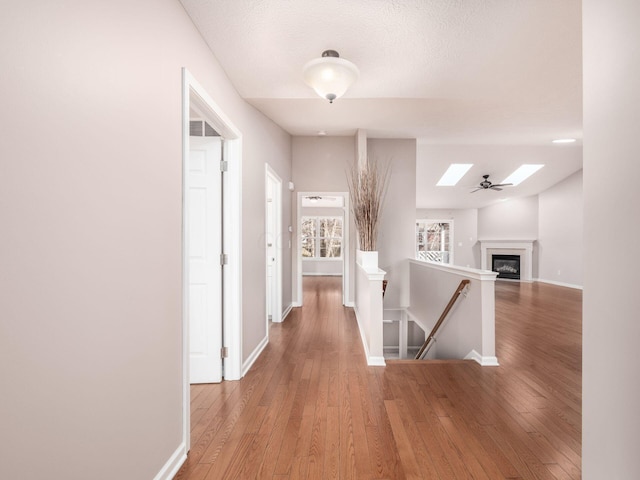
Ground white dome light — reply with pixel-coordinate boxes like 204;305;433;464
303;50;359;103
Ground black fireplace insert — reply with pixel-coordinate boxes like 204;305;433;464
492;254;521;280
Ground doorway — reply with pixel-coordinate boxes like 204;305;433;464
295;192;351;307
182;69;242;452
265;165;283;325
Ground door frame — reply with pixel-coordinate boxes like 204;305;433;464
265;164;283;324
182;69;243;451
295;191;351;307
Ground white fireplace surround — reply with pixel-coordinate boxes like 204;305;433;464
479;240;535;282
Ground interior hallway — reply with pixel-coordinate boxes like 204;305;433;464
176;276;582;479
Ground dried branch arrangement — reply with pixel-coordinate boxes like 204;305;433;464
347;158;391;251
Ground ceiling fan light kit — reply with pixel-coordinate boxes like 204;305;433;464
303;50;359;103
470;174;512;193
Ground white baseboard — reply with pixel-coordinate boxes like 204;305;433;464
344;301;354;308
465;349;499;366
302;273;343;276
353;306;386;367
383;345;423;351
242;336;268;377
367;356;387;366
281;303;293;322
153;442;187;480
534;278;583;290
292;301;302;308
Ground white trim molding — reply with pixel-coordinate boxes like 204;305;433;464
281;303;293;321
242;336;269;377
153;443;187;480
465;349;500;366
534;278;583;290
181;69;243;464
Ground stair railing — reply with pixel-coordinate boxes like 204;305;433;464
414;279;470;360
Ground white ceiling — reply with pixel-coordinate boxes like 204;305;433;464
180;0;583;208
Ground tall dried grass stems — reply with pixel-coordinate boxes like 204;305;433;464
347;158;391;251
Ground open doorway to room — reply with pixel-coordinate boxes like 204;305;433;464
182;69;242;452
295;192;350;306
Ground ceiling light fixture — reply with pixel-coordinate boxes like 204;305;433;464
303;50;359;103
436;164;473;186
502;164;544;186
552;138;576;144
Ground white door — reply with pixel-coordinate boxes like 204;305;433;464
188;136;222;384
265;167;282;324
266;177;275;321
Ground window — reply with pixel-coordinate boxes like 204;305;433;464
416;220;453;264
302;216;343;259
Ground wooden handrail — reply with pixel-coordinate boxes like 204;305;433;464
414;279;470;360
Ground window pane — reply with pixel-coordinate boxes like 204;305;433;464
301;217;316;238
416;221;452;263
302;238;315;257
320;239;342;258
320;218;342;238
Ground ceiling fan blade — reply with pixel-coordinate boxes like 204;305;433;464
470;188;482;193
490;183;513;188
491;187;503;191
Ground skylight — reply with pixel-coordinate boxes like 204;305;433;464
436;164;473;186
502;164;544;186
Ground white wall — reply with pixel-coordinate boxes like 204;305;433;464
478;196;539;276
538;170;583;287
0;1;291;478
416;208;480;268
369;138;417;308
478;196;539;240
583;1;640;478
292;137;354;303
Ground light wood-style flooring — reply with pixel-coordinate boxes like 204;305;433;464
175;276;582;479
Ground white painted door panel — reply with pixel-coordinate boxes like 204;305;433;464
265;167;282;324
266;194;274;321
189;136;222;384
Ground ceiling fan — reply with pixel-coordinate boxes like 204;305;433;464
470;174;512;193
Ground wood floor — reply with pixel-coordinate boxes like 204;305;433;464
175;277;582;479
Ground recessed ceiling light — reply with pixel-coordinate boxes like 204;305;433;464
552;138;576;144
502;164;544;186
436;164;473;186
317;130;327;136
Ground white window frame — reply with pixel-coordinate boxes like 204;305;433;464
416;219;454;265
301;215;343;260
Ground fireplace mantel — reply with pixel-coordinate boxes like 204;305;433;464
479;240;535;282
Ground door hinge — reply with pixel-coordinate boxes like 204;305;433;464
220;347;228;358
220;253;228;265
220;160;228;172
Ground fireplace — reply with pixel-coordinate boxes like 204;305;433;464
492;254;521;280
480;240;534;282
